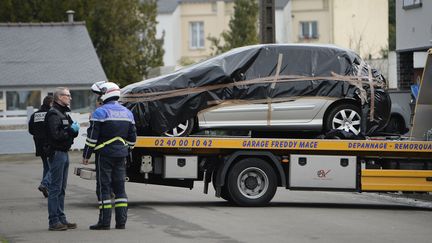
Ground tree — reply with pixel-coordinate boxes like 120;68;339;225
137;0;164;78
388;0;396;51
208;0;259;55
0;0;164;86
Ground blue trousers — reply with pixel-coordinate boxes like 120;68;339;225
95;154;128;226
41;156;51;188
47;151;69;227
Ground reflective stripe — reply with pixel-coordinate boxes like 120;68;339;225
115;198;128;203
98;200;112;204
90;118;134;123
86;141;96;147
99;204;112;209
115;203;128;208
86;138;98;143
95;137;126;150
126;141;135;146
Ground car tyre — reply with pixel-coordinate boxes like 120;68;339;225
226;158;277;206
163;118;195;137
324;103;362;135
384;116;406;135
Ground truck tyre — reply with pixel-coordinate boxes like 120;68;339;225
212;172;233;202
226;158;277;206
163;118;194;137
324;103;362;135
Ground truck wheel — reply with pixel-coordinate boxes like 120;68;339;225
226;158;277;206
324;104;362;135
163;118;194;137
220;186;232;202
212;172;233;202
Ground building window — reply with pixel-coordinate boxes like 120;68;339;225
70;90;94;113
299;21;318;39
6;90;40;110
403;0;422;9
190;22;204;49
0;91;4;112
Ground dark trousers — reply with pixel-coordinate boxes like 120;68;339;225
47;151;69;227
95;154;128;226
41;156;51;188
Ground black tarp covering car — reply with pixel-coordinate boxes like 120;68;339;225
120;44;390;136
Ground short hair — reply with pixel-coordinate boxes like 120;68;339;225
53;87;69;101
42;95;54;106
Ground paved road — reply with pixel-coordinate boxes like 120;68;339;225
1;152;432;243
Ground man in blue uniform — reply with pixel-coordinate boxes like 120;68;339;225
82;81;136;230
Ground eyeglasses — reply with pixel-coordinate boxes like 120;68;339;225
60;94;71;98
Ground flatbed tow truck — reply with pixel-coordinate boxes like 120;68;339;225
75;50;432;206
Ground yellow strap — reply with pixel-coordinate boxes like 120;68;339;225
95;137;126;150
99;204;112;209
85;141;96;147
115;203;128;208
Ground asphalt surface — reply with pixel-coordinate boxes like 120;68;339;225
1;152;432;243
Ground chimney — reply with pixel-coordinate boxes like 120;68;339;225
66;10;75;23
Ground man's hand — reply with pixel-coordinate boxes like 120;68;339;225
71;121;80;133
82;158;89;165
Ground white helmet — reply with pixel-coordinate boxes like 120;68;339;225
91;81;120;102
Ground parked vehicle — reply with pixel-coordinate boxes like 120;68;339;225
121;44;391;137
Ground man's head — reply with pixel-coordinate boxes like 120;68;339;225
54;87;72;107
91;81;120;103
42;95;54;107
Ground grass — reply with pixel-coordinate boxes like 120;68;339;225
0;235;8;243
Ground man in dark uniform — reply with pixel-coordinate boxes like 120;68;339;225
29;95;53;198
45;87;79;231
82;81;136;230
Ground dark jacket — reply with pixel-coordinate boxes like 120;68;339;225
28;104;51;157
83;101;136;159
45;102;78;152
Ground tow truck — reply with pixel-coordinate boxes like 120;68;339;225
75;49;432;206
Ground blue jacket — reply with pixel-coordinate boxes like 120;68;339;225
83;101;137;159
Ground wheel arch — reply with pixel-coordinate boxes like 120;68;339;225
390;113;407;129
385;112;409;134
214;151;286;190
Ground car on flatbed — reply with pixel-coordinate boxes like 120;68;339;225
120;44;391;137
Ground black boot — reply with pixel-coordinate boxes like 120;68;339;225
89;208;111;230
89;223;110;230
115;207;127;229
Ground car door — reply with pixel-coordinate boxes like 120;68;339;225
270;98;330;126
200;102;269;128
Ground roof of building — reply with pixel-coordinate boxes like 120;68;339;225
0;22;107;87
157;0;180;14
275;0;290;9
157;0;289;13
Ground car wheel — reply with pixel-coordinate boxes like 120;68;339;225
226;158;277;206
384;116;406;134
163;118;194;137
325;104;362;135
